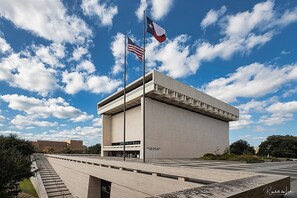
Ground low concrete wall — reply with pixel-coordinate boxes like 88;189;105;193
154;175;290;198
49;160;92;198
30;160;48;198
47;156;199;197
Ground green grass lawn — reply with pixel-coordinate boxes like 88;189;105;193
19;178;38;198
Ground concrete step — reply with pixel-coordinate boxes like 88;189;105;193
47;191;72;197
41;176;59;179
43;179;62;183
48;194;74;198
46;187;69;193
42;179;63;183
43;182;65;186
45;185;67;190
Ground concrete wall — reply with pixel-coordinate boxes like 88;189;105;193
145;98;229;159
102;114;112;156
111;106;142;143
49;159;101;198
66;140;84;151
47;157;198;197
36;140;68;152
30;160;48;198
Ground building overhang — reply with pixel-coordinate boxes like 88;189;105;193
98;70;239;122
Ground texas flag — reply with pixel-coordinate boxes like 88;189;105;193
146;16;166;43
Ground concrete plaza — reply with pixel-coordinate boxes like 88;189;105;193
148;158;297;193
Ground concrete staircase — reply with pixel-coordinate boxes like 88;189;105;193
34;154;73;198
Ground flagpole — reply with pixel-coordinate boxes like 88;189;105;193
142;10;146;163
123;33;127;161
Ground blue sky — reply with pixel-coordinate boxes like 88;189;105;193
0;0;296;146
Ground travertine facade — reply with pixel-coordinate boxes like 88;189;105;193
98;70;239;159
32;140;84;153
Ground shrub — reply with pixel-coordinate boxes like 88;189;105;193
271;158;281;162
200;153;264;163
239;154;264;163
201;153;217;160
230;140;255;155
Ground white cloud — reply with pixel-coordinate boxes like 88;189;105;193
0;53;57;96
135;0;174;21
266;101;297;115
150;0;173;20
244;32;273;50
283;87;297;98
110;33;125;75
146;35;194;78
81;0;118;27
201;6;227;29
203;62;297;103
256;101;297;126
281;50;291;55
72;47;88;61
11;115;58;129
87;75;122;94
0;115;5;122
1;94;92;122
71;114;94;123
223;1;274;38
150;1;297;78
92;117;101;127
34;43;65;68
259;114;293;126
254;126;266;132
135;0;148;21
62;71;86;95
0;126;101;146
230;97;281;130
0;130;21;136
273;7;297;27
0;0;92;44
230;114;252;130
61;70;121;95
0;35;12;54
77;60;96;74
238;99;268;114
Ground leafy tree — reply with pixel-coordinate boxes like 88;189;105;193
230;139;255;155
0;134;35;197
258;135;297;158
86;144;101;154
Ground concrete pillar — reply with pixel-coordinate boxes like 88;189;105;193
140;97;146;160
87;176;101;198
102;114;112;157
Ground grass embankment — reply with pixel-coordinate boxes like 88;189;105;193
19;178;38;198
200;153;264;163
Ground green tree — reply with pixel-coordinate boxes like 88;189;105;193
0;134;35;197
86;144;101;154
230;139;255;155
258;135;297;158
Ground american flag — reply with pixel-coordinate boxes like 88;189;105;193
128;37;144;62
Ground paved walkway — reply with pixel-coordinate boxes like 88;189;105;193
148;159;297;193
34;155;73;198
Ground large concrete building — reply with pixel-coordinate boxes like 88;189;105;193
30;71;291;198
98;71;239;160
32;140;84;153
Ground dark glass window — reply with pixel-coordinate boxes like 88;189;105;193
112;140;140;146
101;179;111;198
